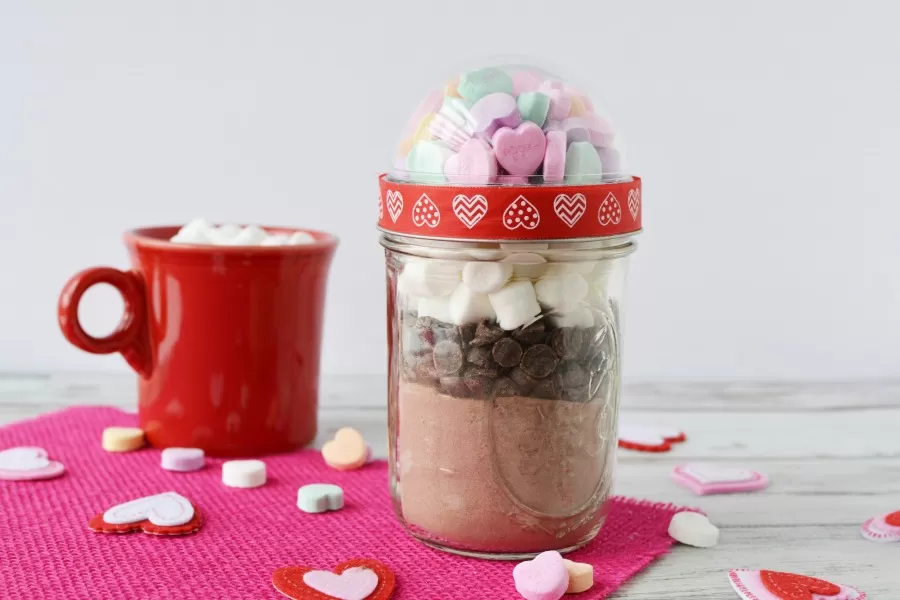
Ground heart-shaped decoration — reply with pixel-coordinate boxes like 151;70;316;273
729;569;865;600
672;463;769;495
411;194;440;228
492;122;547;176
502;196;540;230
385;190;403;223
553;193;587;228
322;427;368;471
377;194;383;221
513;551;569;600
272;558;395;600
598;192;622;226
618;424;686;452
860;510;900;543
0;446;65;481
89;492;202;536
452;194;488;229
628;188;641;220
444;138;497;185
297;483;344;514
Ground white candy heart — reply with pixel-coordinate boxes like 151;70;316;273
103;492;195;527
302;567;378;600
668;511;719;548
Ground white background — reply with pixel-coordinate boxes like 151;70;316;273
1;0;898;380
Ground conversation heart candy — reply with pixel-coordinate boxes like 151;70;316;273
539;80;572;121
322;427;368;471
458;67;514;102
405;140;455;183
297;484;344;514
562;560;594;594
512;70;544;95
542;130;566;183
444;137;498;184
222;459;267;488
513;551;569;600
517;92;551;127
160;447;205;472
564;142;603;183
469;92;521;137
102;427;145;453
493;123;547;176
668;511;720;547
567;95;586;117
564;114;615;148
595;146;623;180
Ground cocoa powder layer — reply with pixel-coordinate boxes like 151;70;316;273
395;383;617;553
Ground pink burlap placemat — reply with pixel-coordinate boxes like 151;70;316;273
0;407;684;599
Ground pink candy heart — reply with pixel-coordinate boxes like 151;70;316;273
469;92;521;137
513;551;569;600
444;138;498;184
302;566;379;600
492;122;547;176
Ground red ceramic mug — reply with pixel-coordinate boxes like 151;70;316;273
58;225;338;456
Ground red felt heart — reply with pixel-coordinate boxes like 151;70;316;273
886;511;900;527
272;558;395;600
760;570;841;600
88;503;203;536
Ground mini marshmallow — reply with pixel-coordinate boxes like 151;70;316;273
668;511;720;548
232;225;269;246
288;231;316;245
170;218;213;244
550;307;595;328
462;261;513;293
544;262;595;276
400;259;461;297
261;233;290;246
488;280;542;331
501;253;547;280
535;272;589;312
418;296;453;322
499;242;549;252
448;283;496;325
466;248;506;261
207;223;241;245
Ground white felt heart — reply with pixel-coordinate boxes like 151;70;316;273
303;567;378;600
0;446;51;471
103;492;195;527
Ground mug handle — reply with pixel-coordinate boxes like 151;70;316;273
58;267;152;377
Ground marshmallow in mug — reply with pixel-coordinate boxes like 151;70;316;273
170;219;317;247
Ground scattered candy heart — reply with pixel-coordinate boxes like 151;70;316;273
513;551;569;600
562;559;593;594
517;92;551;127
728;569;866;600
542;130;566;183
322;427;369;471
222;459;267;488
160;447;205;472
860;510;900;543
405;140;454;183
493;122;547;176
539;80;572;121
89;491;202;536
272;558;396;600
297;484;344;514
0;446;65;481
668;511;719;547
672;463;769;495
458;67;514;103
618;424;686;452
101;426;145;452
565;142;603;184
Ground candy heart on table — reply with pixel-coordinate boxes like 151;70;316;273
565;142;604;184
0;446;65;481
553;193;587;228
297;484;344;514
469;92;521;138
513;550;569;600
598;192;623;226
444;138;498;185
160;447;205;472
502;195;541;231
860;510;900;543
668;511;720;547
618;424;686;452
452;193;489;229
672;463;769;495
89;491;202;535
562;560;594;594
411;194;441;228
272;558;396;600
538;80;572;121
596;146;623;181
492;122;547;176
517;92;551;127
542;130;567;183
728;569;866;600
322;427;369;471
405;140;455;183
458;67;514;102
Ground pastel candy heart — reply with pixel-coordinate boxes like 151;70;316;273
297;483;344;514
672;463;769;495
542;130;566;183
539;80;572;121
458;67;513;102
564;142;603;183
469;92;521;137
160;447;205;472
322;427;368;471
513;550;569;600
517;92;551;127
101;426;145;452
567;95;586;117
493;122;547;176
860;510;900;543
563;560;594;594
302;567;377;600
405;140;455;183
596;146;623;181
564;114;615;147
512;70;543;95
728;569;866;600
444;137;498;184
0;446;65;481
668;511;720;548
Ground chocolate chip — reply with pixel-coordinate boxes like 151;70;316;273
492;377;520;398
432;340;464;375
520;344;559;379
469;321;505;347
550;327;584;360
467;346;496;369
513;321;546;345
460;322;477;344
440;376;469;397
509;367;537;393
531;378;558;400
492;338;523;368
467;365;501;379
464;371;493;398
556;360;589;389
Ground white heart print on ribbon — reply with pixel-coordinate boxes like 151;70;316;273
303;567;379;600
385;190;403;223
627;188;641;221
103;491;195;527
0;446;65;481
412;194;440;228
502;195;540;230
598;192;622;226
553;193;586;228
452;194;488;229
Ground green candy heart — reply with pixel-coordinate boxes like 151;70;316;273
517;92;550;127
406;140;455;183
458;68;514;103
564;142;604;183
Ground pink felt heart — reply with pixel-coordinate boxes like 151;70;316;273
302;567;378;600
0;446;65;481
513;551;569;600
672;463;769;496
728;569;866;600
444;138;498;184
493;122;547;176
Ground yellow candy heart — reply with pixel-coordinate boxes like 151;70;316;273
321;427;368;471
102;426;146;453
568;95;586;118
444;77;461;98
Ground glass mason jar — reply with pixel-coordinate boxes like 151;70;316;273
381;236;634;558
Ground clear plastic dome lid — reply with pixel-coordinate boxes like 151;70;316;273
391;64;628;186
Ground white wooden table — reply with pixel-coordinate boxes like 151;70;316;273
2;375;897;598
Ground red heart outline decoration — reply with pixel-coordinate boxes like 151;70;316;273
89;497;203;536
452;194;488;229
272;558;395;600
598;192;622;226
411;194;440;228
502;195;540;230
627;188;641;221
553;193;586;228
385;190;403;223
